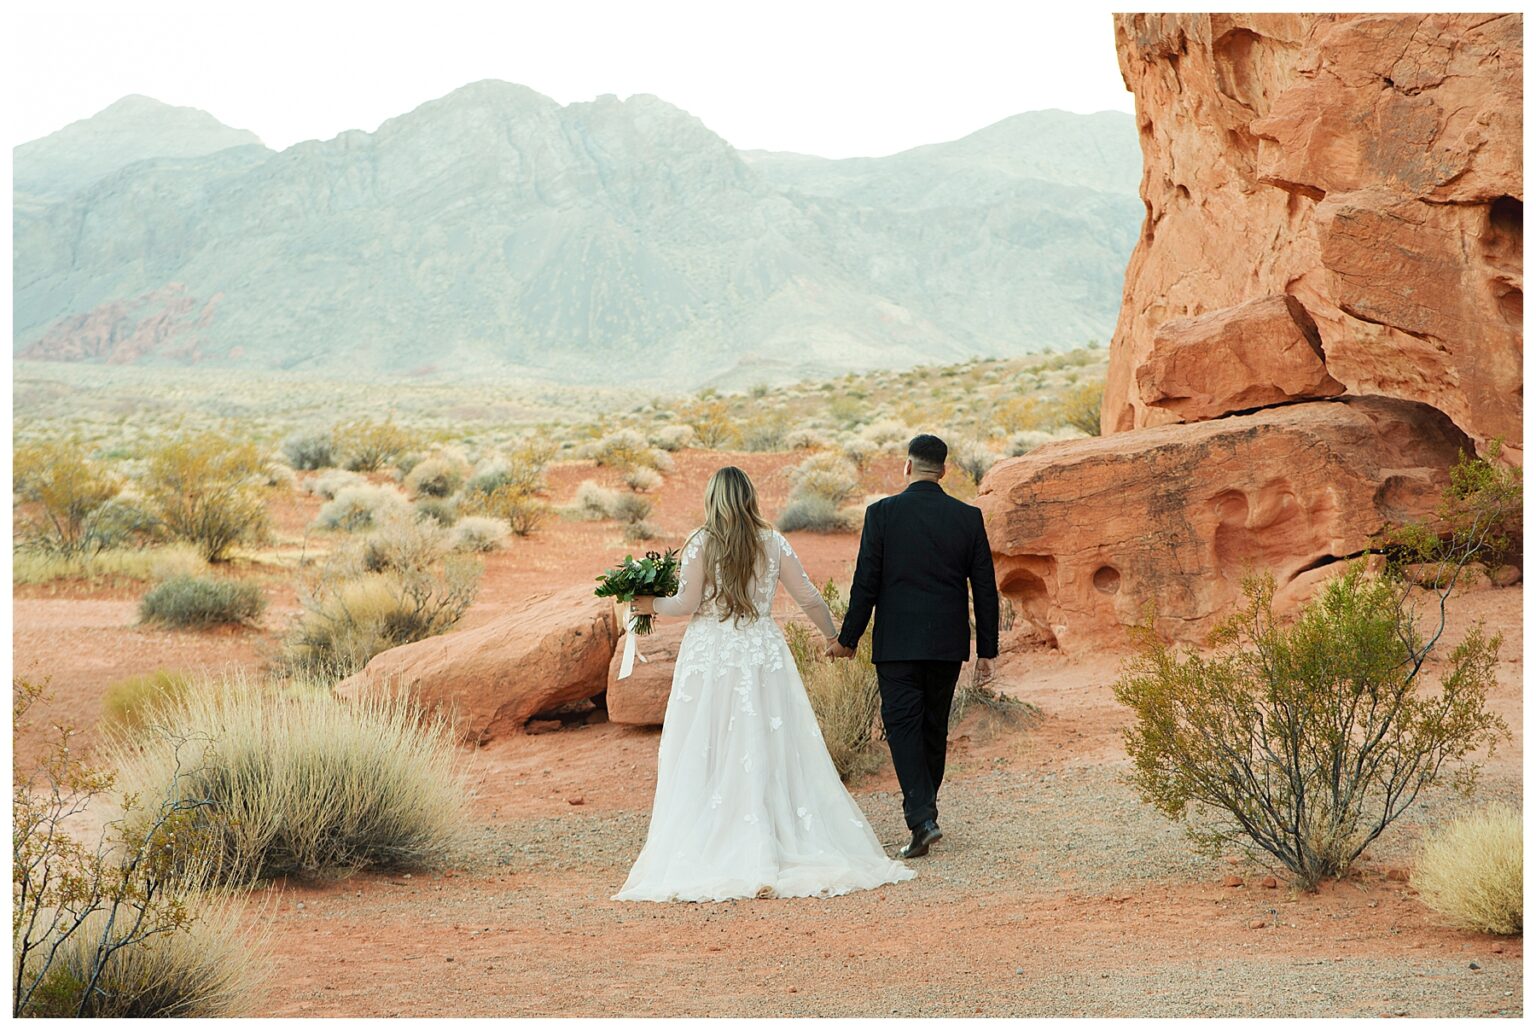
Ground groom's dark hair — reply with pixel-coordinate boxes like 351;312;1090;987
907;434;948;475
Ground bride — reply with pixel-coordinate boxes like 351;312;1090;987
613;466;915;902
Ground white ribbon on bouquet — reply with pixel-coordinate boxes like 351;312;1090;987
616;604;650;680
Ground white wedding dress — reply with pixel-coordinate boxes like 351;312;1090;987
613;528;915;902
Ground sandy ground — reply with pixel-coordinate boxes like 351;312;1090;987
10;449;1525;1017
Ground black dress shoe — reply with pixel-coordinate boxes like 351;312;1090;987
897;820;943;859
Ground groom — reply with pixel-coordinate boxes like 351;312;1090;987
826;433;1000;859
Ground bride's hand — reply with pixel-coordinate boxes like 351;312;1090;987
631;596;655;615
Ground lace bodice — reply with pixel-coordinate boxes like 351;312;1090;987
652;528;837;637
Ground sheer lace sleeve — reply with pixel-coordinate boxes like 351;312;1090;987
775;531;837;638
652;530;706;617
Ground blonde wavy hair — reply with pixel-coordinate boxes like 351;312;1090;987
693;466;772;626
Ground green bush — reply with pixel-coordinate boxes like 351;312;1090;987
1056;381;1103;436
280;430;335;471
139;576;266;630
413;495;459;526
1115;567;1505;887
105;676;466;885
13;440;121;553
332;417;416;472
101;670;195;731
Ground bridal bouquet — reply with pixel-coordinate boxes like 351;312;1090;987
593;549;680;636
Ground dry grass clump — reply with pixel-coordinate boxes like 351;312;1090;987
105;674;467;885
413;495;460;526
101;669;195;731
332;416;417;472
570;480;622;520
13;542;207;586
624;466;663;493
357;508;451;574
280;560;480;678
1056;380;1104;437
652;424;695;451
302;468;366;500
777;495;852;533
1413;805;1522;935
609;492;653;525
779;452;862;533
139;575;266;629
313;483;411;532
785;583;883;781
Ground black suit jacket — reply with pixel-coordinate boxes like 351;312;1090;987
836;480;1000;663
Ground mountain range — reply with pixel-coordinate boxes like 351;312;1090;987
13;83;1142;387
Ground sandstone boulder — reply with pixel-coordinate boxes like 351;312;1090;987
1104;13;1521;458
976;396;1471;653
1136;294;1343;420
337;585;619;744
604;617;688;726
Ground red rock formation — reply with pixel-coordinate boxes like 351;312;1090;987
604;618;686;726
1104;13;1522;459
976;397;1471;652
337;586;619;744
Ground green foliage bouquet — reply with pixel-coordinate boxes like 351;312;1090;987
594;549;680;635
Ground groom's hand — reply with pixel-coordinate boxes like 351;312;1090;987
825;640;855;660
976;657;995;682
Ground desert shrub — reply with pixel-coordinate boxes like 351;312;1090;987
840;437;875;472
783;427;827;451
105;676;466;885
280;430;335;471
404;455;470;498
741;415;788;452
652;424;695;451
1413;805;1522;935
591;429;656;471
313;483;410;532
261;462;298;491
14;677;266;1018
570;480;622;520
1115;567;1506;888
465;485;548;537
281;561;480;678
13;439;121;553
332;417;416;472
139;576;266;630
950;439;999;486
78;495;160;552
450;516;510;553
624;466;663;493
302;468;365;500
414;495;459;526
609;492;652;525
140;431;270;562
1055;381;1103;436
994;396;1045;434
788;452;861;507
357;508;452;575
1004;430;1056;457
101;670;196;732
680;398;739;449
861;419;909;448
778;495;852;533
785;583;881;780
624;520;660;542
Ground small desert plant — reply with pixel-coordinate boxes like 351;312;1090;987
13;439;122;553
777;495;852;533
105;675;467;885
313;483;410;532
785;583;882;781
1004;430;1056;457
591;429;656;471
570;480;622;521
14;677;267;1018
623;520;660;542
950;439;1000;486
450;516;510;553
680;398;739;449
101;670;195;731
140;431;270;562
413;495;460;527
331;416;417;472
302;468;366;500
1413;804;1522;935
139;575;266;630
788;452;861;508
357;508;452;575
652;424;695;451
1056;381;1103;437
609;492;652;525
783;427;827;451
404;455;470;498
280;430;336;471
281;560;480;678
624;466;663;493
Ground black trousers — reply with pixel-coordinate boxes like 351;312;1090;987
875;660;962;830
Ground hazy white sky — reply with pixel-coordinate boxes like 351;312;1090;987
7;1;1134;158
